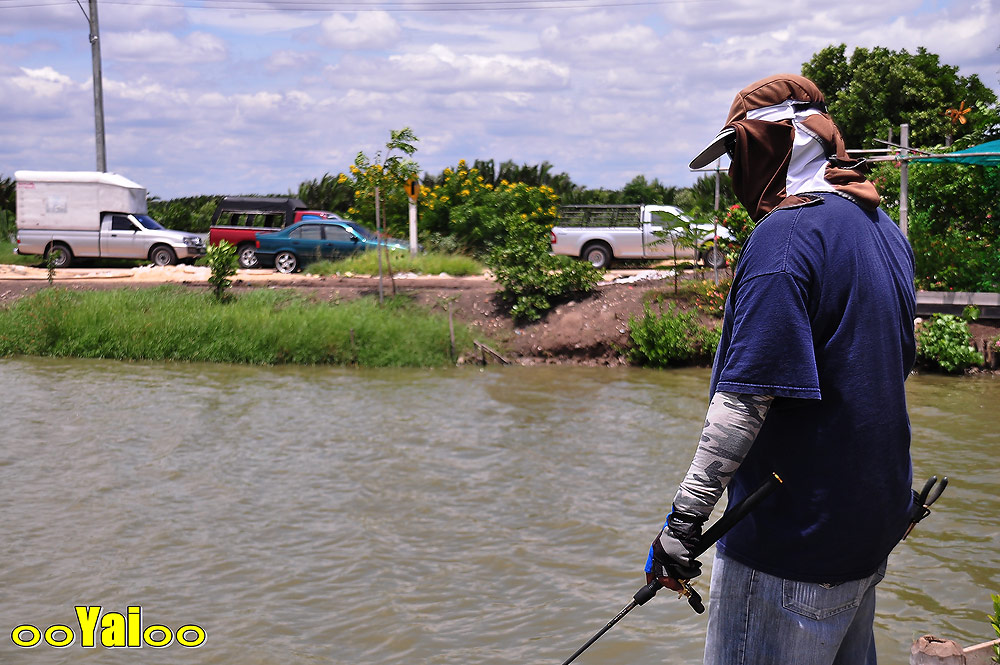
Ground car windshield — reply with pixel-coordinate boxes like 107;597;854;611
133;214;165;230
346;222;377;240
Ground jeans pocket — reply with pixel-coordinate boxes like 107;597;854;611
781;577;866;620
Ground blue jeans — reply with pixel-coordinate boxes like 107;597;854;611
704;551;886;665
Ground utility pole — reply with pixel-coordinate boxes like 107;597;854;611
78;0;107;171
713;159;721;284
406;179;419;258
899;124;909;238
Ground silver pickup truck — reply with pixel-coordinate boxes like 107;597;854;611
17;212;206;268
15;170;205;268
549;204;730;269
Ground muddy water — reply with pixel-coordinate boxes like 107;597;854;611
0;359;996;664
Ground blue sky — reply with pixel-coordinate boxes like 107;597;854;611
1;0;997;199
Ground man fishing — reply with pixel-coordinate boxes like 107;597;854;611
645;74;918;665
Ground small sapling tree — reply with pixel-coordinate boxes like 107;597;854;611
207;240;238;300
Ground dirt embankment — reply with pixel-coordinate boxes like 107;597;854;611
1;264;997;368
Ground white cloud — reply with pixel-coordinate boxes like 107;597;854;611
1;0;998;197
266;50;319;74
326;45;568;94
105;30;228;64
320;12;401;50
11;67;77;98
99;0;189;32
191;8;317;34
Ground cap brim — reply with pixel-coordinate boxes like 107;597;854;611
689;127;736;170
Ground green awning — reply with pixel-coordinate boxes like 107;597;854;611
913;139;1000;166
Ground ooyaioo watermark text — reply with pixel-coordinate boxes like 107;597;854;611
10;605;206;649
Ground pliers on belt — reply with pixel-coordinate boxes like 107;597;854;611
902;475;948;540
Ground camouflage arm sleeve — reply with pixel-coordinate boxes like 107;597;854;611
671;391;774;520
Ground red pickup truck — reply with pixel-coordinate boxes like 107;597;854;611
208;196;342;268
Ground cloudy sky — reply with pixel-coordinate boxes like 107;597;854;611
1;0;997;199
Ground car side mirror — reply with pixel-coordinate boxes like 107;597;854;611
351;235;360;243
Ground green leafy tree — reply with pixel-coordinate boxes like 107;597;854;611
870;159;999;291
147;195;220;233
418;161;572;257
1;174;16;240
802;44;1000;148
620;175;679;205
425;159;586;203
650;209;692;293
675;172;737;216
419;159;497;251
346;128;420;300
297;173;355;215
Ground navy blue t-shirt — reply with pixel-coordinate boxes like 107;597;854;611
712;193;916;583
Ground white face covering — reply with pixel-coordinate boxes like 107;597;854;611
746;100;836;198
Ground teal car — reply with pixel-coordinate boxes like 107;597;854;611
254;218;408;273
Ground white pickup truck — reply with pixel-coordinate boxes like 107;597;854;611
14;170;206;268
549;204;729;269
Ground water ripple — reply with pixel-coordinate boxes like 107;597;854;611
0;359;996;665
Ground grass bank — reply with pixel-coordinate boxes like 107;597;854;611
0;286;475;367
306;250;484;277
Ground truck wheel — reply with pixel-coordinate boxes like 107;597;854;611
46;243;73;269
700;246;726;269
582;243;612;269
237;244;259;269
150;245;177;267
274;251;298;274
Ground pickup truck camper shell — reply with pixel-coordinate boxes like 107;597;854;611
208;196;308;227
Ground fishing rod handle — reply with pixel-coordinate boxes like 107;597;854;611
632;578;662;606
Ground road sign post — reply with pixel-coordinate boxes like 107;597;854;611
406;179;419;257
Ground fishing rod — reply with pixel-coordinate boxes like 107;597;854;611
558;472;783;665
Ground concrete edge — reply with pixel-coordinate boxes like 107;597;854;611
916;292;1000;307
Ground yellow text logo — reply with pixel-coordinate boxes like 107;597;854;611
10;606;206;649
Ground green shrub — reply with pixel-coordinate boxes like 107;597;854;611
915;313;984;373
627;302;720;367
206;240;238;300
684;278;731;318
988;593;1000;664
486;212;602;322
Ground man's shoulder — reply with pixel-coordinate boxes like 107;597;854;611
759;192;877;228
740;193;885;278
751;192;893;250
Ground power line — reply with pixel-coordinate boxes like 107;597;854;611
1;0;720;11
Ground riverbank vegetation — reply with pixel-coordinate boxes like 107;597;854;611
627;301;721;368
0;287;473;367
305;250;484;278
915;309;987;373
1;45;997;369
